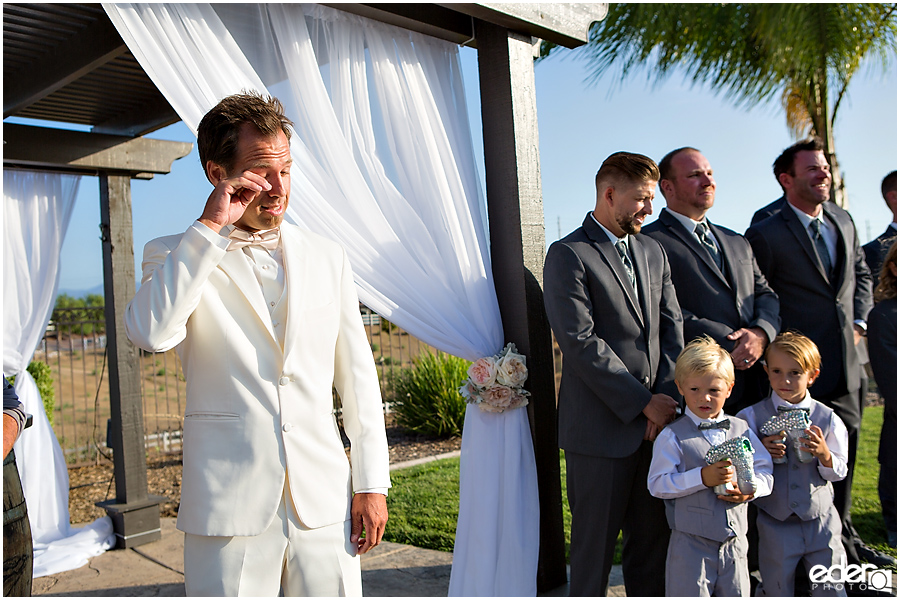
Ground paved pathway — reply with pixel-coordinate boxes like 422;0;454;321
31;452;629;596
31;515;626;596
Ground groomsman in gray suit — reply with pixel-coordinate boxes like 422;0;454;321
643;147;780;415
544;152;683;596
745;137;876;569
863;170;896;289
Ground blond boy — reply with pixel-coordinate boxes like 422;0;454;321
738;332;849;597
649;336;773;596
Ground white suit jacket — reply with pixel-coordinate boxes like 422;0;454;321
124;222;390;536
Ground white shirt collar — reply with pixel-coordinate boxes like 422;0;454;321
221;223;280;236
768;390;813;411
683;407;729;427
787;201;827;231
664;207;708;236
590;212;629;246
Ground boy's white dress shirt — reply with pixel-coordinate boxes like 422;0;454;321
648;409;773;499
737;391;848;481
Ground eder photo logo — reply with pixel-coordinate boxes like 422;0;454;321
809;558;893;594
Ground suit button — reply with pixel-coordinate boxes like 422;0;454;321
791;484;799;490
642;376;650;385
791;464;799;470
283;423;292;432
790;501;799;508
279;376;290;386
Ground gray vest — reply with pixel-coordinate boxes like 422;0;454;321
663;415;750;542
747;400;835;521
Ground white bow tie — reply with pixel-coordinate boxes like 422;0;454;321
227;227;281;251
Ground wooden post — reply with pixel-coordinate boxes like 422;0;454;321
476;20;567;592
96;172;165;548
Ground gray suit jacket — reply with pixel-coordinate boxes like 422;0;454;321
863;225;896;288
745;202;873;430
750;196;786;226
643;210;780;411
544;213;684;459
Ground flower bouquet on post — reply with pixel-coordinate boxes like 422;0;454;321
458;343;530;413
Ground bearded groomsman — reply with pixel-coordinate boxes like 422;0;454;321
544;152;683;596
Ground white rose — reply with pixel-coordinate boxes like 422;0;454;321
496;354;528;388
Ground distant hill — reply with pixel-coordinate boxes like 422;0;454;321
55;283;104;301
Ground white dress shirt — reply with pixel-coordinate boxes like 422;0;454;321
787;202;838;267
737;391;848;481
590;212;630;248
663;207;722;253
648;409;774;500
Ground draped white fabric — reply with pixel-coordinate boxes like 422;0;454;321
3;170;115;578
104;3;539;594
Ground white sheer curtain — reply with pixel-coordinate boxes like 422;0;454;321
3;170;115;578
104;3;539;595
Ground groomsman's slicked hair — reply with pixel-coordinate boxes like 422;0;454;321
198;91;294;174
595;151;660;191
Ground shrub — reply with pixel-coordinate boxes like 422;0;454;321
9;360;56;426
389;351;469;437
53;293;105;336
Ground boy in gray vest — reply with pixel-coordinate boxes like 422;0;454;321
649;336;773;596
738;332;849;596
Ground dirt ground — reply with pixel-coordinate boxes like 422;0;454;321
67;414;460;525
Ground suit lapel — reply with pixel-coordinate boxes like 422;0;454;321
280;226;307;367
661;211;730;288
629;235;650;330
823;204;848;291
582;215;643;325
708;223;737;289
781;207;831;285
217;243;280;346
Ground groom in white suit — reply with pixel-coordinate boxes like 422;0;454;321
125;93;390;596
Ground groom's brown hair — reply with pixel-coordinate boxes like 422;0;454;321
198;91;294;176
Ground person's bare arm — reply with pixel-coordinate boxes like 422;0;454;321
3;413;20;459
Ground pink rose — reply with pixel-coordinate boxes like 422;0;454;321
482;384;514;410
509;392;529;410
468;357;498;387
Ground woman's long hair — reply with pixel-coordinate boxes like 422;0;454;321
874;240;897;302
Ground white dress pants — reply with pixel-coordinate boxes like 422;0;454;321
183;483;361;596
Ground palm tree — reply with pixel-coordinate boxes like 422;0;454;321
541;4;897;208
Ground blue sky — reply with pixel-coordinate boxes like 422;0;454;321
52;43;897;293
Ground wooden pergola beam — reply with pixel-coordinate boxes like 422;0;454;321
324;3;607;48
3;13;127;117
92;96;182;138
2;124;192;175
476;19;567;592
443;3;607;48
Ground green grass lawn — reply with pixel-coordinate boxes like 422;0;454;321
384;405;894;565
382;458;460;552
